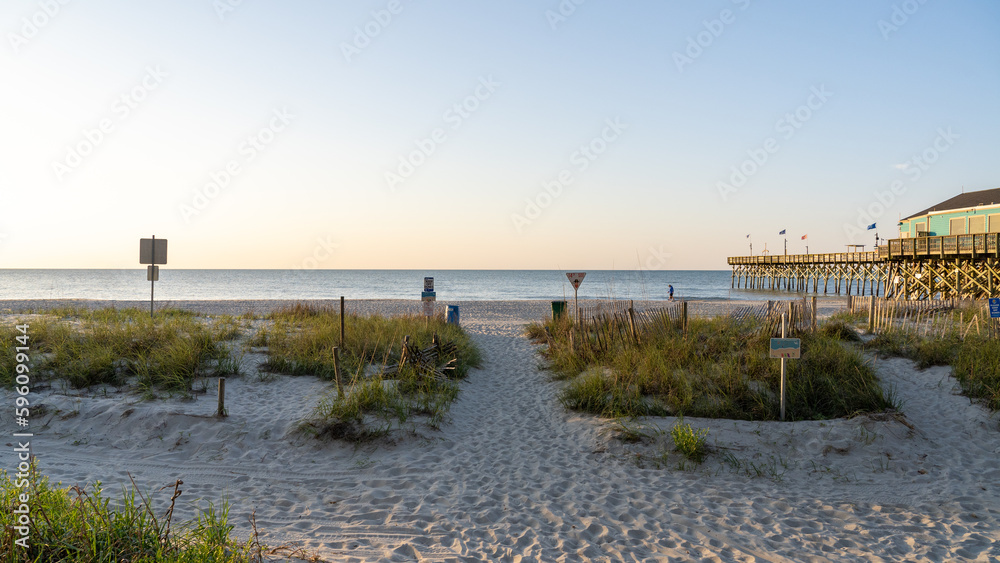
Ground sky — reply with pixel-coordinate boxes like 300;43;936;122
1;0;998;270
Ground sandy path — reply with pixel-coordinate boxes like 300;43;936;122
3;300;1000;561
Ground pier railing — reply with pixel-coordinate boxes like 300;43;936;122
727;252;879;265
882;233;1000;260
729;233;1000;265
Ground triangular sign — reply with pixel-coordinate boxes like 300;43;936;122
566;272;586;290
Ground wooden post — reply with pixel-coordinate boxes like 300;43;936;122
400;335;410;366
340;296;345;348
780;313;786;422
217;377;226;417
681;301;688;336
333;347;344;399
811;296;817;333
574;285;580;327
627;301;639;346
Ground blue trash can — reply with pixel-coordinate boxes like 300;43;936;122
446;305;460;325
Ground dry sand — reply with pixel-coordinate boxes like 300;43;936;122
2;298;999;562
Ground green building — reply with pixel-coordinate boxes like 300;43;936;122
898;187;1000;238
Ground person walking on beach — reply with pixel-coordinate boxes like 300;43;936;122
668;285;674;301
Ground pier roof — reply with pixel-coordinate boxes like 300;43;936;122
903;187;1000;220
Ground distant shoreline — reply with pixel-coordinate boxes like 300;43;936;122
0;296;850;319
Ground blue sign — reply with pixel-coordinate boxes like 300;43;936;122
990;298;1000;319
770;338;801;359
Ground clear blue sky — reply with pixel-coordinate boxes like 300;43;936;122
1;0;997;269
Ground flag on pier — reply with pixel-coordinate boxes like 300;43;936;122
801;234;807;240
867;223;877;230
779;229;786;235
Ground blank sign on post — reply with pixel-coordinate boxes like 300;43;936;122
139;238;168;265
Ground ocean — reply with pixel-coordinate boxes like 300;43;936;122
0;269;793;302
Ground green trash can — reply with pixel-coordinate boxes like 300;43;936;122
551;301;567;320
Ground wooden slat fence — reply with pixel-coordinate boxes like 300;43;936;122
730;298;816;336
847;296;997;338
577;300;685;352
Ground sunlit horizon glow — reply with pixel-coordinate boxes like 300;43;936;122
1;1;997;270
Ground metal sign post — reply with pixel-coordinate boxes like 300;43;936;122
566;272;586;323
139;236;168;318
769;315;801;421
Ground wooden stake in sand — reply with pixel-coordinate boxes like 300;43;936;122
780;314;786;421
333;347;344;399
627;301;639;346
340;296;345;348
217;377;226;417
682;301;688;336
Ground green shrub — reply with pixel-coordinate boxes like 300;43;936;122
670;420;708;463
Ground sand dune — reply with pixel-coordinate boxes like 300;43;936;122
3;299;999;561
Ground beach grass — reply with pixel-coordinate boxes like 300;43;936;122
0;465;302;562
952;336;1000;410
0;308;239;392
530;314;896;421
255;304;481;440
256;304;481;380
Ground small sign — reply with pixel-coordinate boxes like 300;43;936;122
424;277;434;292
770;338;801;359
147;265;159;281
422;300;434;316
421;291;436;302
139;238;168;265
990;298;1000;319
566;272;586;290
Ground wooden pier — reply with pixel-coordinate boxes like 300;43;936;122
728;233;1000;300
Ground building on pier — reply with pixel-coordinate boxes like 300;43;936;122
898;187;1000;238
728;188;1000;300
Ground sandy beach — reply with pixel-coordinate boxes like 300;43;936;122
3;298;999;562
